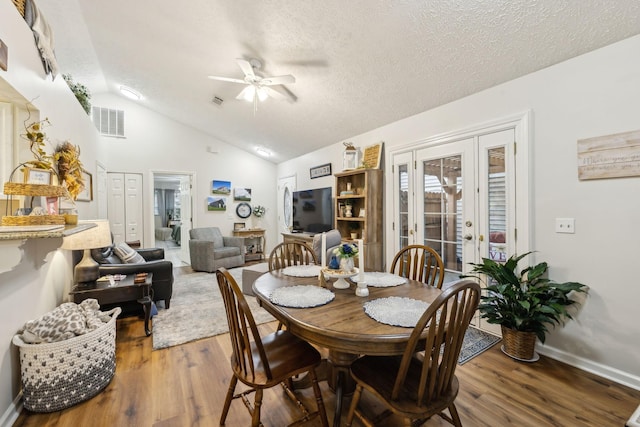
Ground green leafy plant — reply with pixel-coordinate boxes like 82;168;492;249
63;74;91;114
464;252;587;343
334;242;359;259
252;205;266;218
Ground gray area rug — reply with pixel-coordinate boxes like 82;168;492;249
152;265;275;350
458;326;501;364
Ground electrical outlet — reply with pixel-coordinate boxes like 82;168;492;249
555;218;575;234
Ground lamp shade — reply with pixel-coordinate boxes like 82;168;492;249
61;220;112;250
61;220;112;283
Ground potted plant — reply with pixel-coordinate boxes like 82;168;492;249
63;74;92;114
464;251;587;361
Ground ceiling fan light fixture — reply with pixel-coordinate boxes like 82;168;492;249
240;85;256;102
120;85;141;100
256;87;268;102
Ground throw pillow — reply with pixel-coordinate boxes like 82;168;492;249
113;242;145;264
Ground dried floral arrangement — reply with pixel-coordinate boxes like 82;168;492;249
19;112;85;199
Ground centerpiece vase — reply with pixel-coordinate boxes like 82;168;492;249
340;257;354;273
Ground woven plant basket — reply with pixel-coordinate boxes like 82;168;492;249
501;326;537;360
3;182;67;197
1;215;65;226
12;0;26;17
12;307;121;413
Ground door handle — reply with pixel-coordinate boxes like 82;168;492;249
464;234;473;241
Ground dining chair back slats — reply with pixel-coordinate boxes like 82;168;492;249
347;280;480;427
216;268;329;427
268;242;318;271
390;244;445;288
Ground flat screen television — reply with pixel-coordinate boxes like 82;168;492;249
291;187;333;234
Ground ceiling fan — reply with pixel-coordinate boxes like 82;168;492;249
208;58;296;111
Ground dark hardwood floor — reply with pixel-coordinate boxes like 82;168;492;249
14;312;640;426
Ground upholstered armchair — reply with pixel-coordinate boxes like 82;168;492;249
189;227;245;272
312;229;343;264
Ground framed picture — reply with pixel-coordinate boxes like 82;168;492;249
211;180;231;195
76;171;93;201
310;163;332;179
45;196;58;215
234;187;252;201
23;167;52;185
207;196;226;211
0;39;7;72
234;222;246;231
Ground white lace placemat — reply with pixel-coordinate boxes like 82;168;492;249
363;296;429;327
282;265;322;277
353;272;407;287
269;285;335;308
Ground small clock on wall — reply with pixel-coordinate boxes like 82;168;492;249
236;202;252;219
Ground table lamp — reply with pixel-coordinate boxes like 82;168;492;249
61;219;112;283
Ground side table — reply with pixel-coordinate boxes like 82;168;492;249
232;228;266;262
70;273;154;336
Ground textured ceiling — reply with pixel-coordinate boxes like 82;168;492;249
38;0;640;163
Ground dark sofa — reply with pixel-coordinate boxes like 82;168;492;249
90;245;174;308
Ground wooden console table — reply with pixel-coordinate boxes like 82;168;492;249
232;228;266;261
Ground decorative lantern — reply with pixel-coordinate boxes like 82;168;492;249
343;142;359;170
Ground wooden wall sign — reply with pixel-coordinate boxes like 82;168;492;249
577;130;640;180
362;142;383;169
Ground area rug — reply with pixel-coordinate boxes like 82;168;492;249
458;326;501;364
152;265;274;350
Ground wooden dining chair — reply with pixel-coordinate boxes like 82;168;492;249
268;241;318;271
390;244;445;288
346;280;481;427
216;268;329;427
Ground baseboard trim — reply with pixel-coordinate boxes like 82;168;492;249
0;393;22;427
539;345;640;391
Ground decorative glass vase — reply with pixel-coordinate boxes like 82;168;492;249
340;257;355;273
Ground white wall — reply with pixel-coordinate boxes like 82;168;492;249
279;35;640;390
0;3;102;425
91;92;278;248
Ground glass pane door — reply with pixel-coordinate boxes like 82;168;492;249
392;152;414;251
416;139;475;284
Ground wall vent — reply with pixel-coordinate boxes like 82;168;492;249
92;107;125;137
212;96;224;106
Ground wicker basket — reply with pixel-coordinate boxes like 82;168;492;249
12;307;121;413
12;0;26;17
1;215;65;226
3;182;67;197
501;326;537;360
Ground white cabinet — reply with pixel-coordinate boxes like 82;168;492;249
107;172;143;244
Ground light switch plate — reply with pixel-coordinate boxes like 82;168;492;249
555;218;575;234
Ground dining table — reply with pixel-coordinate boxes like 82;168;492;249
252;268;443;427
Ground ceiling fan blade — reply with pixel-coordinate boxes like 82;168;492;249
263;86;289;101
261;75;296;85
208;75;247;84
236;59;255;78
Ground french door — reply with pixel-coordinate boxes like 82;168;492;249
392;121;525;332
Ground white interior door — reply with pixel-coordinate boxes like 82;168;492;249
107;173;126;243
277;175;296;238
124;174;143;242
179;175;192;264
391;152;415;249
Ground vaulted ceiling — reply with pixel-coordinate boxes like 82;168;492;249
38;1;640;163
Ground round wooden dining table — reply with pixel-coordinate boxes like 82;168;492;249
252;269;442;427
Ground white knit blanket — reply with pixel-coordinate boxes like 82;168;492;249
19;299;111;343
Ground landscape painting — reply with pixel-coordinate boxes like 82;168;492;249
234;187;251;201
207;196;226;211
211;180;231;195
